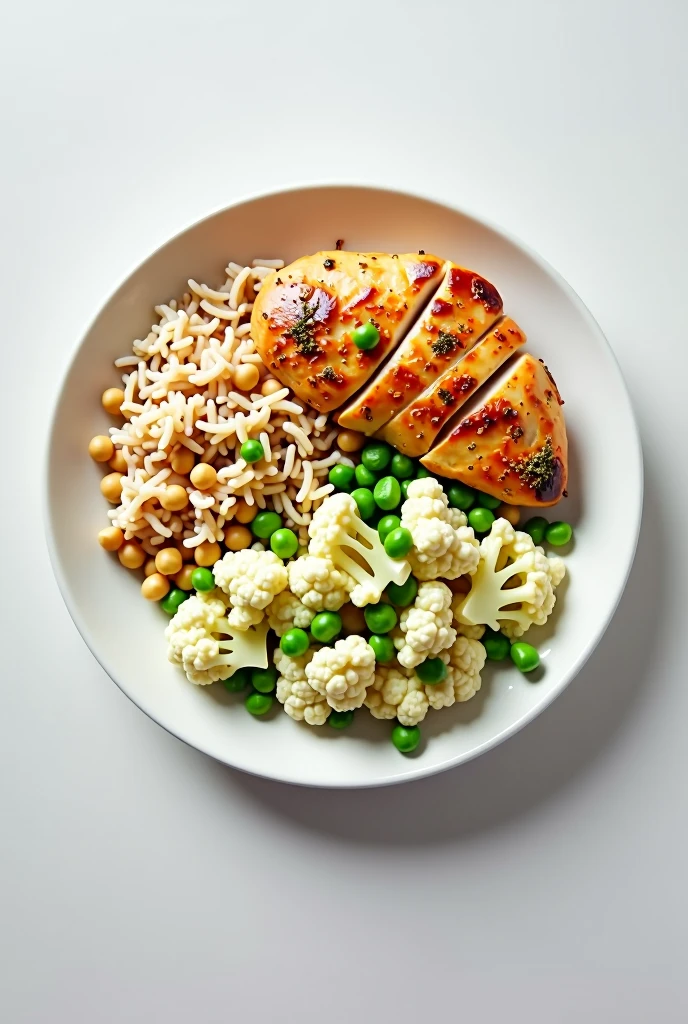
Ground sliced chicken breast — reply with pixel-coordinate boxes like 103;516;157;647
378;318;526;457
250;251;444;412
336;263;503;434
421;353;568;506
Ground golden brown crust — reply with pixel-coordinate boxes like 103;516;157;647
420;354;568;506
378;318;526;456
336;263;503;434
250;251;444;412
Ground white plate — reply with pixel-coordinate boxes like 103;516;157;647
46;185;642;788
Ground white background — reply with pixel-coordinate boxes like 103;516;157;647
2;1;687;1020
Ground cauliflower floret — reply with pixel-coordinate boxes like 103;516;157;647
165;590;269;685
266;591;314;636
447;635;486;702
274;647;331;725
213;548;288;631
393;580;456;669
455;518;566;637
308;493;410;606
287;554;353;611
305;634;376;712
364;663;430;726
400;478;480;581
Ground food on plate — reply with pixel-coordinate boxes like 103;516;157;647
378;317;527;456
336;262;503;435
90;246;575;754
421;353;568;506
251;251;444;411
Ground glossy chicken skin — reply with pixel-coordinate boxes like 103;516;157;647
250;251;444;412
378;318;526;457
336;263;503;434
421;353;568;506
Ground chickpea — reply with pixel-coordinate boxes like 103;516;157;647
108;449;128;474
174;564;196;591
102;387;125;416
233;362;260;392
143;558;158;577
118;541;145;569
497;503;520;527
234;499;257;525
337;430;366;453
225;525;252;551
100;472;123;503
160;485;189;512
171;448;195;475
180;543;196;562
190;463;217;491
97;526;124;552
155;547;183;576
88;435;114;463
339;603;367;635
260;377;284;397
194;541;221;567
141;573;170;601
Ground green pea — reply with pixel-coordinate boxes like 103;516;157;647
384;527;413;559
223;667;251;693
240;439;264;464
400;479;413;500
468;507;495;534
329;709;354;730
482;628;511;661
510;641;540;673
361;442;393;473
378;514;401;542
415;657;447;685
160;588;189;615
329;464;355;491
190;566;215;592
270;528;298;559
522;516;548;545
251;510;282;539
251;666;278;694
354;463;378;488
368;634;396;663
546;521;573;547
391;724;421;753
351;321;380;351
245;692;274;716
310;611;342;643
476;491;501;510
351;487;376;520
280;628;310;658
390;453;415;480
447;483;476;511
364;602;398;634
385;575;418;607
373;475;402;511
415;466;431;479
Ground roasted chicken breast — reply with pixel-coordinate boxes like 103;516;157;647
250;251;444;412
421;353;567;506
336;263;503;434
378;318;526;457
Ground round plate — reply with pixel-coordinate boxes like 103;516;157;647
46;185;642;788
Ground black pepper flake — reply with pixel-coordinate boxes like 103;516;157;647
318;365;342;384
468;465;474;471
508;425;524;440
275;277;283;285
262;312;268;320
418;249;425;255
335;239;344;250
323;258;335;270
359;262;368;268
438;388;455;406
467;442;477;451
362;406;373;422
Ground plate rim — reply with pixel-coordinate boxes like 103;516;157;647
44;181;644;789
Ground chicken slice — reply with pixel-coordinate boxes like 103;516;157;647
336;263;503;434
250;251;444;412
378;318;526;456
420;353;568;507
